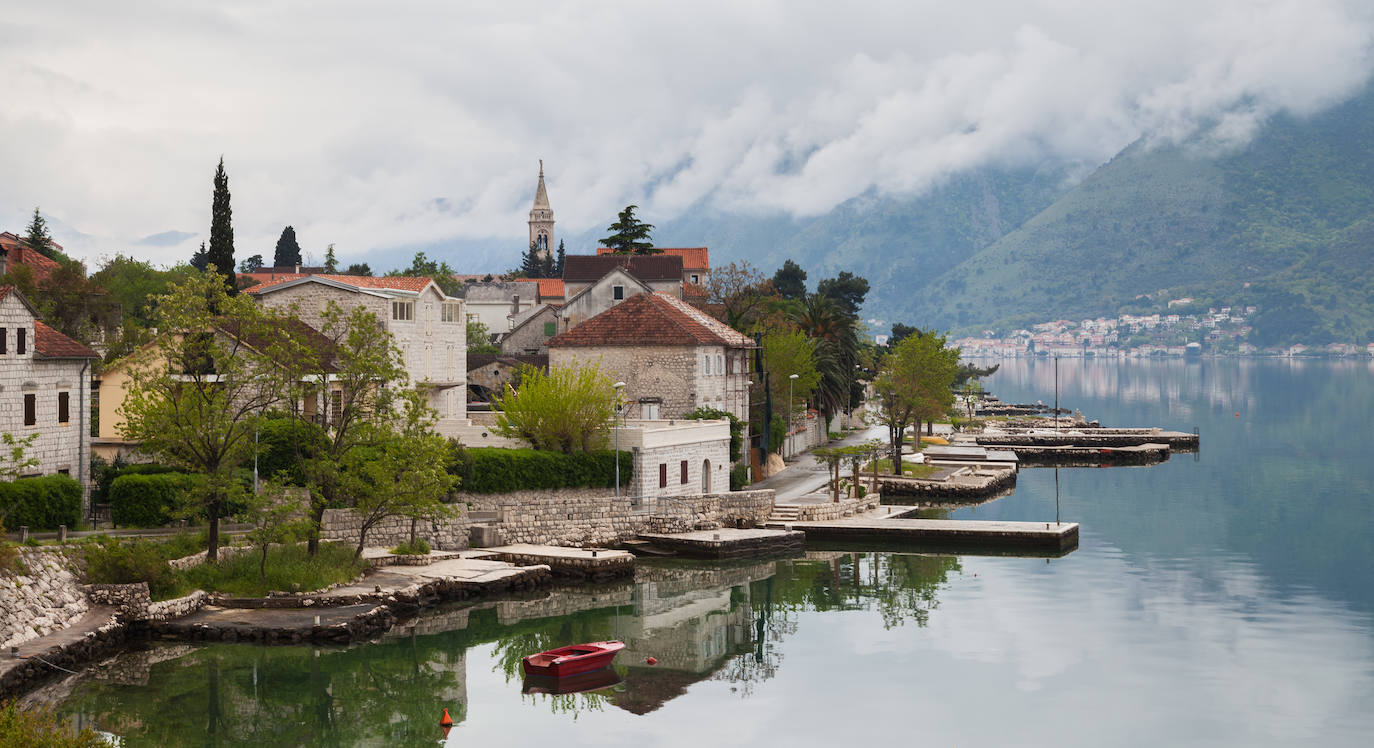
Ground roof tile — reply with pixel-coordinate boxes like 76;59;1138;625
34;320;99;359
563;255;683;283
548;293;753;349
596;246;709;270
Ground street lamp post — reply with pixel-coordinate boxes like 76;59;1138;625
788;373;799;452
613;382;627;498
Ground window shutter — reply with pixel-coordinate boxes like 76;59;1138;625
680;460;688;484
659;463;668;488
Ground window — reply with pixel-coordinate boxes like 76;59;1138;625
613;285;624;301
17;328;26;355
441;302;461;323
642;402;659;420
544;321;556;337
330;391;343;423
58;392;70;424
691;274;700;284
702;354;711;374
23;394;36;426
716;354;724;375
0;328;6;354
680;460;688;484
391;300;414;321
659;463;668;488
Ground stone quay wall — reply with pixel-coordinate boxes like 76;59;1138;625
791;495;880;522
321;506;473;551
1;548;89;650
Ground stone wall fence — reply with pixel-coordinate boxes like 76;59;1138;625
1;548;90;650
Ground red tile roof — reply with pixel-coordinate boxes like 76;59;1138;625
563;255;683;283
548;292;753;349
0;232;63;283
244;273;437;295
34;320;99;359
596;247;709;270
535;278;565;299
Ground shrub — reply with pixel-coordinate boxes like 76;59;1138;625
81;537;181;599
684;406;744;461
178;542;362;598
0;700;106;748
450;447;633;494
108;472;199;527
769;415;787;454
253;417;328;486
91;457;180;505
393;537;431;555
729;463;750;491
0;475;82;530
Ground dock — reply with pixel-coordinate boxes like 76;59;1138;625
474;544;635;581
776;513;1078;553
972;427;1198;451
995;442;1171;466
636;528;806;559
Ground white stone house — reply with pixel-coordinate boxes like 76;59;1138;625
0;286;99;500
247;274;469;435
460;280;539;333
556;267;654;334
547;292;754;426
617;418;732;498
596;246;711;287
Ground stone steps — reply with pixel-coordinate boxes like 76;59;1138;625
767;505;802;524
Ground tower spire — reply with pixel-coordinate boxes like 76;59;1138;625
529;160;554;256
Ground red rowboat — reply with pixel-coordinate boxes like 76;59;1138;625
523;666;623;695
521;641;625;677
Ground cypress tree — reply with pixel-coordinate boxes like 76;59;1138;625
520;241;544;278
323;244;338;273
555;239;566;276
21;207;59;260
273;226;302;268
207;157;236;293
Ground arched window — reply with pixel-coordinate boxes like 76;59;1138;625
702;459;712;492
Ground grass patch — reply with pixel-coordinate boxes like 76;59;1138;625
866;459;940;478
392;537;431;556
0;700;106;747
178;542;364;598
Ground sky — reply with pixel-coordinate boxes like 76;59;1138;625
3;0;1372;272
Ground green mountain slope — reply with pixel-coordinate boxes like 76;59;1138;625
911;85;1374;342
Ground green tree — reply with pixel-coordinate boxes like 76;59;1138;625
0;432;39;481
889;322;921;347
599;205;657;254
281;302;408;555
190;241;209;271
793;293;860;423
238;254;264;272
340;391;455;562
389;251;462;295
273;226;302;268
493;364;617;453
467;318;499;354
343;262;372;276
772;260;808;301
234;478;309;581
207;158;236;294
555;239;566;275
761;329;821;423
870;331;959;474
817;271;869;318
520;241;546;278
119;271;298;559
323;244;339;273
21;207;65;261
704;261;777;331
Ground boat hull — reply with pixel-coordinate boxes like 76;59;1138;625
522;641;625;677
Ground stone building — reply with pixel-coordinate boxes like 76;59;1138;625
500;304;560;356
561;254;684;300
557;266;654;333
0;286;99;498
247;274;469;435
596;246;711;287
460;280;540;334
547;292;753;424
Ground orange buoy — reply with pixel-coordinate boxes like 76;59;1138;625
1235;413;1240;417
442;725;453;740
646;656;658;665
440;708;454;727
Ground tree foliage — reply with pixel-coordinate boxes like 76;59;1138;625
272;226;303;268
817;271;870;318
21;207;65;262
703;261;777;331
492;363;616;453
207;158;236;294
119;270;297;559
870;331;959;474
599;205;656;254
239;254;264;272
389;251;461;295
772;259;808;300
760;329;821;422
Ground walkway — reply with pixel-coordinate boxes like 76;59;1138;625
753;424;889;503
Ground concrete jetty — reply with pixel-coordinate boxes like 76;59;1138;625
973;427;1198;451
474;544;635;581
779;512;1078;553
636;528;806;559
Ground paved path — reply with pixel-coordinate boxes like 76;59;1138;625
0;607;117;681
753;424;889;504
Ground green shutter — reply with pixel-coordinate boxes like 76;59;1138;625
544;322;556;336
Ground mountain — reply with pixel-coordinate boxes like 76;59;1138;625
906;84;1374;343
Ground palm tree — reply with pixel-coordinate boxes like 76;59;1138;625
792;294;859;424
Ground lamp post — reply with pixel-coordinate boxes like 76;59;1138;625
613;381;626;498
788;373;799;448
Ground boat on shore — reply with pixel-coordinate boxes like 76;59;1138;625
522;641;625;677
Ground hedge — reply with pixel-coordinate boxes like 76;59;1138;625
0;475;82;530
450;447;633;494
108;472;199;527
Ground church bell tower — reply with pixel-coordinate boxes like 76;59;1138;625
529;160;554;259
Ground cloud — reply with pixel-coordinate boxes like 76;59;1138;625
136;230;197;247
1;0;1371;270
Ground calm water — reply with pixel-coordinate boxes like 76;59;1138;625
48;359;1374;746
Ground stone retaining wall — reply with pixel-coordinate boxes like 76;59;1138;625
878;467;1018;501
321;507;473;551
0;616;129;701
792;495;880;522
1;548;89;650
